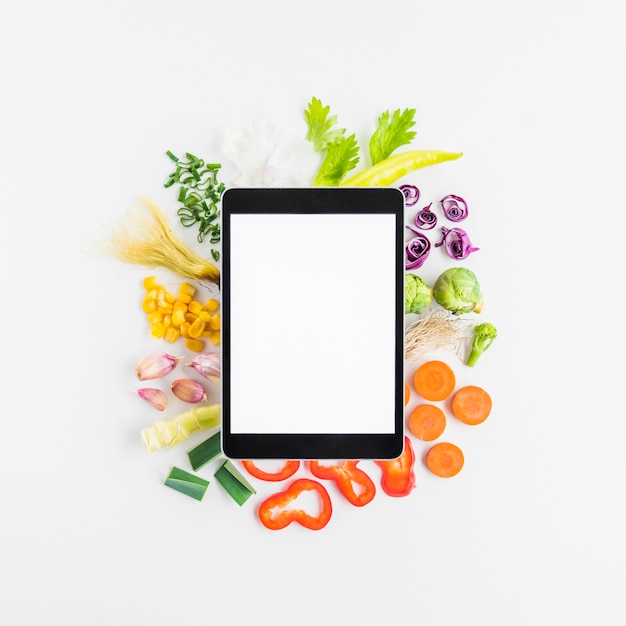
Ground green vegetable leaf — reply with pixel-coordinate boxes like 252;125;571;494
313;134;360;186
304;97;346;152
369;108;417;165
164;466;209;501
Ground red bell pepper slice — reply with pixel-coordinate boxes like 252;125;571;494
308;460;376;507
258;478;332;531
241;459;300;482
374;436;416;497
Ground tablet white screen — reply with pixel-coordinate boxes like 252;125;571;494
228;211;397;435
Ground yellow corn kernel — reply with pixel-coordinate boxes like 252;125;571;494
177;293;192;304
164;326;180;343
143;276;161;290
158;304;174;315
172;309;186;327
209;314;220;331
144;288;158;301
185;338;204;352
172;301;187;326
205;298;219;312
184;312;198;324
179;322;191;338
179;282;196;297
147;311;163;325
202;327;213;337
188;318;206;339
207;331;221;346
198;310;212;322
142;298;157;314
188;300;203;315
164;291;176;304
162;314;172;329
150;322;166;339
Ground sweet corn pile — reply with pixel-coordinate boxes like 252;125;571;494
141;275;220;352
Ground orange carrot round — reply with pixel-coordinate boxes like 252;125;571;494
413;360;456;401
404;382;410;406
451;385;492;425
408;404;446;441
426;442;464;478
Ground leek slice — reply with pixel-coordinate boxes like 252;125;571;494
214;460;256;506
164;466;209;501
188;431;222;471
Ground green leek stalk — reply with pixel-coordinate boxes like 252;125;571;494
214;460;256;506
164;467;210;501
141;404;221;453
188;431;222;470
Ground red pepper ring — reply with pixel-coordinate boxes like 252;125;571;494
241;459;300;482
374;436;416;497
308;460;376;507
258;478;332;531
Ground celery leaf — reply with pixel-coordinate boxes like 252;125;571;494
313;134;360;186
369;108;417;165
304;97;346;152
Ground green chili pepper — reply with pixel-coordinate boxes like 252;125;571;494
341;150;463;187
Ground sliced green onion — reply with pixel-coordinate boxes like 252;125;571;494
214;460;256;506
164;466;209;501
188;431;222;471
165;151;225;246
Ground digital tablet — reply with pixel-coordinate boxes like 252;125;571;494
221;187;405;460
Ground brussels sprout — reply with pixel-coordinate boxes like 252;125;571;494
405;274;432;314
432;267;483;315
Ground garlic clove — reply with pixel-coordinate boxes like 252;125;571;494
136;388;168;411
135;352;183;381
184;352;221;384
171;378;207;403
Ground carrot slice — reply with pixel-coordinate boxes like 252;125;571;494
426;442;464;478
451;385;492;425
404;381;410;406
408;404;446;441
413;360;456;401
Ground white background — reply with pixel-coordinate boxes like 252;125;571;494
1;1;624;625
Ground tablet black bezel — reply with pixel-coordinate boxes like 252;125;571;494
221;187;405;460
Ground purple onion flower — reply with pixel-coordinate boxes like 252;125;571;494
441;194;468;222
435;226;479;260
405;225;431;269
414;202;437;230
399;184;420;207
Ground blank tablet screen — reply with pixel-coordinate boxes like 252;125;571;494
221;188;404;460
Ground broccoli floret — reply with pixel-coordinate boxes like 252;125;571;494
467;322;497;367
